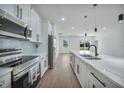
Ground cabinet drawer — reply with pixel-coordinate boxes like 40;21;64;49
0;80;5;88
88;72;105;88
87;65;121;88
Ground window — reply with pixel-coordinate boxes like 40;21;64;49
80;41;90;50
63;39;69;47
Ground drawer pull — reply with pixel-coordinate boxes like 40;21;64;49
90;72;106;87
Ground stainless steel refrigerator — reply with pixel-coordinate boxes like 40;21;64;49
48;35;54;69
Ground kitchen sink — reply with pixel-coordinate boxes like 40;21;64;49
85;57;101;60
80;54;101;60
80;54;93;57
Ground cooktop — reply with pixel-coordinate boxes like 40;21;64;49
0;49;22;53
0;56;38;67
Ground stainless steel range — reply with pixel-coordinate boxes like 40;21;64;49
0;49;41;88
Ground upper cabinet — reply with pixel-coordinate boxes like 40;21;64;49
15;4;31;26
0;4;42;43
0;4;31;27
30;8;42;43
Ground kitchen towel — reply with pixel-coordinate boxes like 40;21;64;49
28;63;39;84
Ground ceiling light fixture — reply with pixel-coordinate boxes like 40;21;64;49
118;14;124;23
118;5;124;23
85;33;87;37
61;18;65;21
103;27;107;30
72;27;75;30
94;4;98;32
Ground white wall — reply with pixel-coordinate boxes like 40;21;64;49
59;36;69;53
95;23;124;58
59;36;96;53
94;5;124;58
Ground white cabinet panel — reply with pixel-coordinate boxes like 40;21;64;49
75;57;87;88
0;4;31;27
40;56;48;78
15;4;31;26
0;72;11;88
87;65;121;88
30;8;42;42
30;8;37;42
79;60;87;88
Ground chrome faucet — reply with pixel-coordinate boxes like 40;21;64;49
88;45;98;56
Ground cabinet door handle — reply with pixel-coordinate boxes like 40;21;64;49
93;84;96;88
16;5;19;18
90;72;106;87
20;8;22;19
0;23;2;26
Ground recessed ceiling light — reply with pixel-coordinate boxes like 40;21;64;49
103;27;107;30
72;27;75;30
61;18;65;21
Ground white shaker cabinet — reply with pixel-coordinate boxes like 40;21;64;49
0;72;11;88
37;16;42;43
70;53;75;70
30;8;38;42
15;4;31;26
30;8;42;43
87;65;121;88
78;60;87;88
40;55;48;78
75;57;87;88
0;4;31;27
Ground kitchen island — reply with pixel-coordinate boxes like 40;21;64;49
70;50;124;88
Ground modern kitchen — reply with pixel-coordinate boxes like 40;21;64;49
0;4;124;88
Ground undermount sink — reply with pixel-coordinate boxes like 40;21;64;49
80;54;101;60
85;57;101;60
80;54;93;57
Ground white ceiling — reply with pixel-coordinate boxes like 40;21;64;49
32;4;124;36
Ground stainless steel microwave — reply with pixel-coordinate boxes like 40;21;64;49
0;8;32;40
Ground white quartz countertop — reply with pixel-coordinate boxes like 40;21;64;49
0;67;13;77
71;50;124;87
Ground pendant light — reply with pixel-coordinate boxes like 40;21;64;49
118;14;124;23
118;5;124;23
93;4;98;32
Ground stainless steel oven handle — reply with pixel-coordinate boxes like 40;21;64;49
90;72;106;87
13;62;39;81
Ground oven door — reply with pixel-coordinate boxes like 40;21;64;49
12;72;30;88
12;62;40;88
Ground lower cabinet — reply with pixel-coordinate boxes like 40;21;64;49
75;57;87;88
0;72;11;88
87;65;121;88
71;53;121;88
70;53;75;70
40;56;48;78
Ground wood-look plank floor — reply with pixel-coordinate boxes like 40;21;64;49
39;54;81;88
